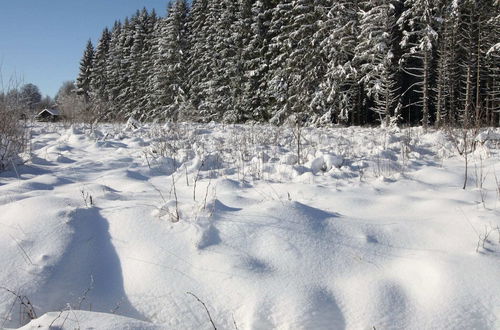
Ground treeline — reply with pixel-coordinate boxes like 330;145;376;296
0;83;54;115
76;0;500;127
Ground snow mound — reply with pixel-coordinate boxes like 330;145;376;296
18;310;162;330
0;123;499;329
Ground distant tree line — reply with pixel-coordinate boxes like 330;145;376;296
75;0;500;127
0;83;54;116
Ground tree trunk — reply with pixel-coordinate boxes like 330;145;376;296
465;65;473;128
475;25;482;127
422;50;430;130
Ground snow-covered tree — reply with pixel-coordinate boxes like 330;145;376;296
454;0;497;127
318;0;362;125
241;0;276;122
286;0;329;120
485;3;500;126
151;0;189;121
126;8;157;120
399;0;442;129
76;40;94;103
434;1;460;127
356;0;400;126
89;27;111;119
265;0;295;124
222;0;255;123
185;0;210;121
19;83;42;112
198;0;239;122
105;21;124;120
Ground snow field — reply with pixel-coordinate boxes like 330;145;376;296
0;122;499;329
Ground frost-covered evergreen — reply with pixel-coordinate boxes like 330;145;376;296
76;40;95;103
114;17;135;118
242;0;276;122
202;0;239;122
105;21;123;120
151;0;188;121
266;0;295;124
455;0;497;127
185;0;211;121
127;9;157;120
286;1;328;119
76;0;499;127
399;0;441;129
222;0;255;123
356;0;400;126
90;27;111;118
317;0;362;125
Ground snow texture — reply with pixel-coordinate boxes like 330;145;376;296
1;123;499;329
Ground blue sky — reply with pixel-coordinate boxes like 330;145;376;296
0;1;171;98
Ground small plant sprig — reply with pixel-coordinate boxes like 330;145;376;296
80;188;93;208
0;287;37;326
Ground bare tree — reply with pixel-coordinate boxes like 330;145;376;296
0;69;28;171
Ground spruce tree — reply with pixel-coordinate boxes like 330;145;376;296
128;9;155;120
152;0;189;121
455;0;495;127
242;0;277;122
435;1;460;127
399;0;442;130
106;21;124;120
266;0;295;124
286;0;328;120
222;0;255;123
198;0;239;122
186;0;210;121
76;40;95;103
317;0;362;125
355;0;400;126
90;27;111;119
485;4;500;126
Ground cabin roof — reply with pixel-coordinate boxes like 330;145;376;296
37;108;61;116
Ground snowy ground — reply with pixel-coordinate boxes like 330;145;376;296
1;122;499;330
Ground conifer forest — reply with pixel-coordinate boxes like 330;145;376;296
76;0;500;128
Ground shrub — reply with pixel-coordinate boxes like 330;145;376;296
0;103;27;171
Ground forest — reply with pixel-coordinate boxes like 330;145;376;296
75;0;500;128
1;1;500;328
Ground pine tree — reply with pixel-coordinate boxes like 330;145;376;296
356;0;400;126
186;0;210;121
89;27;111;119
198;0;239;122
485;3;500;126
241;0;277;122
108;17;134;119
286;0;329;120
76;40;95;103
435;1;460;127
318;0;362;125
138;8;158;119
128;9;156;120
399;0;442;129
105;21;124;120
266;0;295;124
455;0;496;127
151;0;189;121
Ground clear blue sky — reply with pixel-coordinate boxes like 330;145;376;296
0;1;171;98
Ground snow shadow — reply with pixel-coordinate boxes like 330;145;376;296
33;207;146;322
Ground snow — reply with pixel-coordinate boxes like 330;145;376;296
1;123;499;329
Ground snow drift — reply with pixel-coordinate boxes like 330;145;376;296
0;123;499;329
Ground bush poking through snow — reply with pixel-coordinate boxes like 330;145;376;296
0;105;28;171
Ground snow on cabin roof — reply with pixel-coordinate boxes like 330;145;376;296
38;108;61;116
